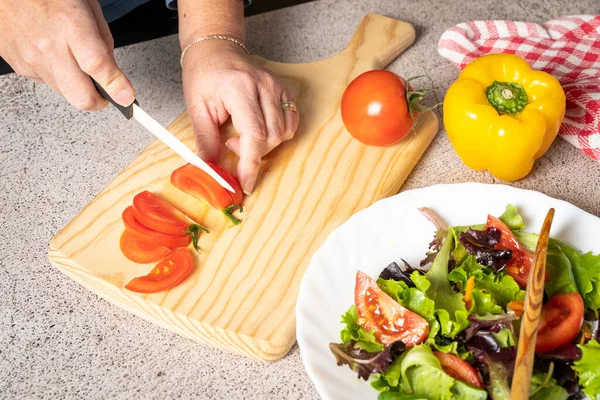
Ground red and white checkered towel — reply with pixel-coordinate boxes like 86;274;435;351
438;15;600;161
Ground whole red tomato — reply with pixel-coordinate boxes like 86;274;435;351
341;70;416;146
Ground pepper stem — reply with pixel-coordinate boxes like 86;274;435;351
185;223;210;252
223;204;243;225
484;81;529;115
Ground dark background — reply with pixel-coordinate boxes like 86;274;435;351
0;0;313;76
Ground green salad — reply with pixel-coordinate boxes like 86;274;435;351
330;205;600;399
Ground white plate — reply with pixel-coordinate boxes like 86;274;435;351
296;183;600;400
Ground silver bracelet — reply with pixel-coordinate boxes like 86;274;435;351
180;35;250;66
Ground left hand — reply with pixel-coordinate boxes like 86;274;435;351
181;39;299;195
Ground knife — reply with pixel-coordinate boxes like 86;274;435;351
91;79;235;193
510;208;555;399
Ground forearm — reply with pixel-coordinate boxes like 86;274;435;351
178;0;245;49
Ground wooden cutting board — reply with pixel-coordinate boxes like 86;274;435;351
48;14;438;361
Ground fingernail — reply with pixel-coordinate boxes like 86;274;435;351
114;90;135;106
243;176;256;195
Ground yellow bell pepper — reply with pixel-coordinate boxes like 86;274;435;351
443;54;566;181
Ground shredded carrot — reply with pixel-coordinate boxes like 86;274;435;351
580;323;593;345
463;276;476;309
508;300;524;317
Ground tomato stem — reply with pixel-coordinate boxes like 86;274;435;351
405;75;441;127
223;204;243;225
185;223;210;252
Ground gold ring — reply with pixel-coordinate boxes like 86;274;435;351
281;101;297;113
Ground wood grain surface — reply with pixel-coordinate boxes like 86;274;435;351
511;208;555;399
48;14;439;361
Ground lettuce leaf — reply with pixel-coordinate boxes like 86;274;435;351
340;305;384;352
449;256;524;313
377;392;425;400
572;340;600;398
378;275;463;355
529;372;569;400
399;345;487;400
376;278;435;321
559;244;600;314
417;234;470;338
498;204;525;231
491;328;516;348
515;232;600;312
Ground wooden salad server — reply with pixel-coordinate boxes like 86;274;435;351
510;208;555;399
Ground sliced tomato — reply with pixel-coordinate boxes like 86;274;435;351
354;271;429;347
486;215;534;287
132;191;191;235
122;206;190;248
119;230;172;264
536;292;584;353
125;248;193;293
433;352;484;389
171;163;244;224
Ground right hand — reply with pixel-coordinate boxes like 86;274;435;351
0;0;135;110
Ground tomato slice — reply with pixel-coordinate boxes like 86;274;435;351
486;215;534;287
124;248;193;293
354;271;429;347
119;230;172;264
536;292;584;353
433;351;484;389
122;206;190;248
171;162;243;207
132;191;191;235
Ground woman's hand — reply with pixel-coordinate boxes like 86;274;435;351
0;0;135;110
181;40;299;195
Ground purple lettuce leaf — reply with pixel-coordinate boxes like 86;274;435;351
329;341;405;381
418;207;448;267
469;346;516;400
462;313;517;342
459;228;513;273
537;344;582;362
379;260;423;287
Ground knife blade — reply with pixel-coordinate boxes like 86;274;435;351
91;79;235;194
510;208;555;400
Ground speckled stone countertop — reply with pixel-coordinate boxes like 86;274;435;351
1;0;599;398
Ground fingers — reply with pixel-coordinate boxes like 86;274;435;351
68;8;134;107
87;0;114;51
226;88;299;157
281;88;300;144
225;85;266;195
258;83;286;156
188;102;222;161
53;51;109;111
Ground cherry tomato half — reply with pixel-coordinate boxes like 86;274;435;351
536;292;584;353
122;206;190;248
125;248;193;293
486;215;534;287
341;70;415;146
433;351;484;389
132;191;191;235
354;271;429;347
119;230;172;264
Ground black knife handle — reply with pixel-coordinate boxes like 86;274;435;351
90;77;138;120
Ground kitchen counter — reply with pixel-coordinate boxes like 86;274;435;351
1;0;599;398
